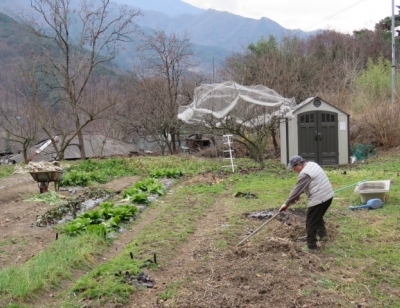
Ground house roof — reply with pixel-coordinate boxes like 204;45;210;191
10;134;137;163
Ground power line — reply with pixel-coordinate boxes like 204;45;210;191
301;0;370;32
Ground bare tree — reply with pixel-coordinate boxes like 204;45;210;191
41;74;129;160
132;30;197;154
222;35;318;102
16;0;141;159
0;66;44;163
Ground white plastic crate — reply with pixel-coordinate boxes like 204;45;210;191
354;180;391;203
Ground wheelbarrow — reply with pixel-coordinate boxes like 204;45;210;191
30;171;63;193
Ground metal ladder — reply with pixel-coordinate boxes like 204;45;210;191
222;134;236;172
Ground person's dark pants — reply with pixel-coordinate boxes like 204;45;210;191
306;198;333;249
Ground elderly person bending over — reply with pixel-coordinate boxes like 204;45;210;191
279;155;334;250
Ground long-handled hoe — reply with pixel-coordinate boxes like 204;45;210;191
235;211;280;249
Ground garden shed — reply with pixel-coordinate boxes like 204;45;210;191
280;96;350;166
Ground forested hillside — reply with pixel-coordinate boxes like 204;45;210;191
0;13;30;83
0;12;122;83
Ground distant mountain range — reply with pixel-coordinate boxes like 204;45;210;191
114;0;205;16
0;0;314;72
120;0;311;50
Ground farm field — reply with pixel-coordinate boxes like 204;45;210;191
0;154;400;308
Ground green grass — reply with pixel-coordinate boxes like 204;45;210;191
317;153;400;306
4;304;31;308
0;233;107;306
159;281;180;300
0;165;14;178
326;208;400;297
127;155;222;176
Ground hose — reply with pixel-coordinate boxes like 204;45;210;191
334;179;369;193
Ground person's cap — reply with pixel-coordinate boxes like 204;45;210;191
288;155;305;169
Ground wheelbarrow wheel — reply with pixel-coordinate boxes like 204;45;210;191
39;182;49;194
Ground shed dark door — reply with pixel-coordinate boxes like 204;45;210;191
297;111;338;165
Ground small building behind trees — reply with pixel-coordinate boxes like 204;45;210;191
280;96;350;166
185;134;211;151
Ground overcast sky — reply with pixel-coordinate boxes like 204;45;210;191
182;0;395;33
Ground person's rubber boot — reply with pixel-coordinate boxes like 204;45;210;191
319;235;329;242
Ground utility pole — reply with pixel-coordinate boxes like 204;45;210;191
212;55;215;83
392;0;397;104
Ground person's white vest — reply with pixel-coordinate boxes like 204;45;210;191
300;162;334;207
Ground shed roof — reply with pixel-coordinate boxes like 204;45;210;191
292;96;349;116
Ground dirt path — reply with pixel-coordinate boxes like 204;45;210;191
0;173;57;268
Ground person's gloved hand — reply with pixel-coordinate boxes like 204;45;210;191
279;204;288;212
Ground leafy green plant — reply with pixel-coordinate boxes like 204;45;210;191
111;204;140;220
135;178;165;195
63;202;138;236
60;158;140;186
61;170;91;186
122;187;140;199
133;178;156;192
122;178;166;204
150;168;183;178
103;216;121;233
128;192;150;205
63;217;91;236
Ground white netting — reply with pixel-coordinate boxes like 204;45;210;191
178;81;296;126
